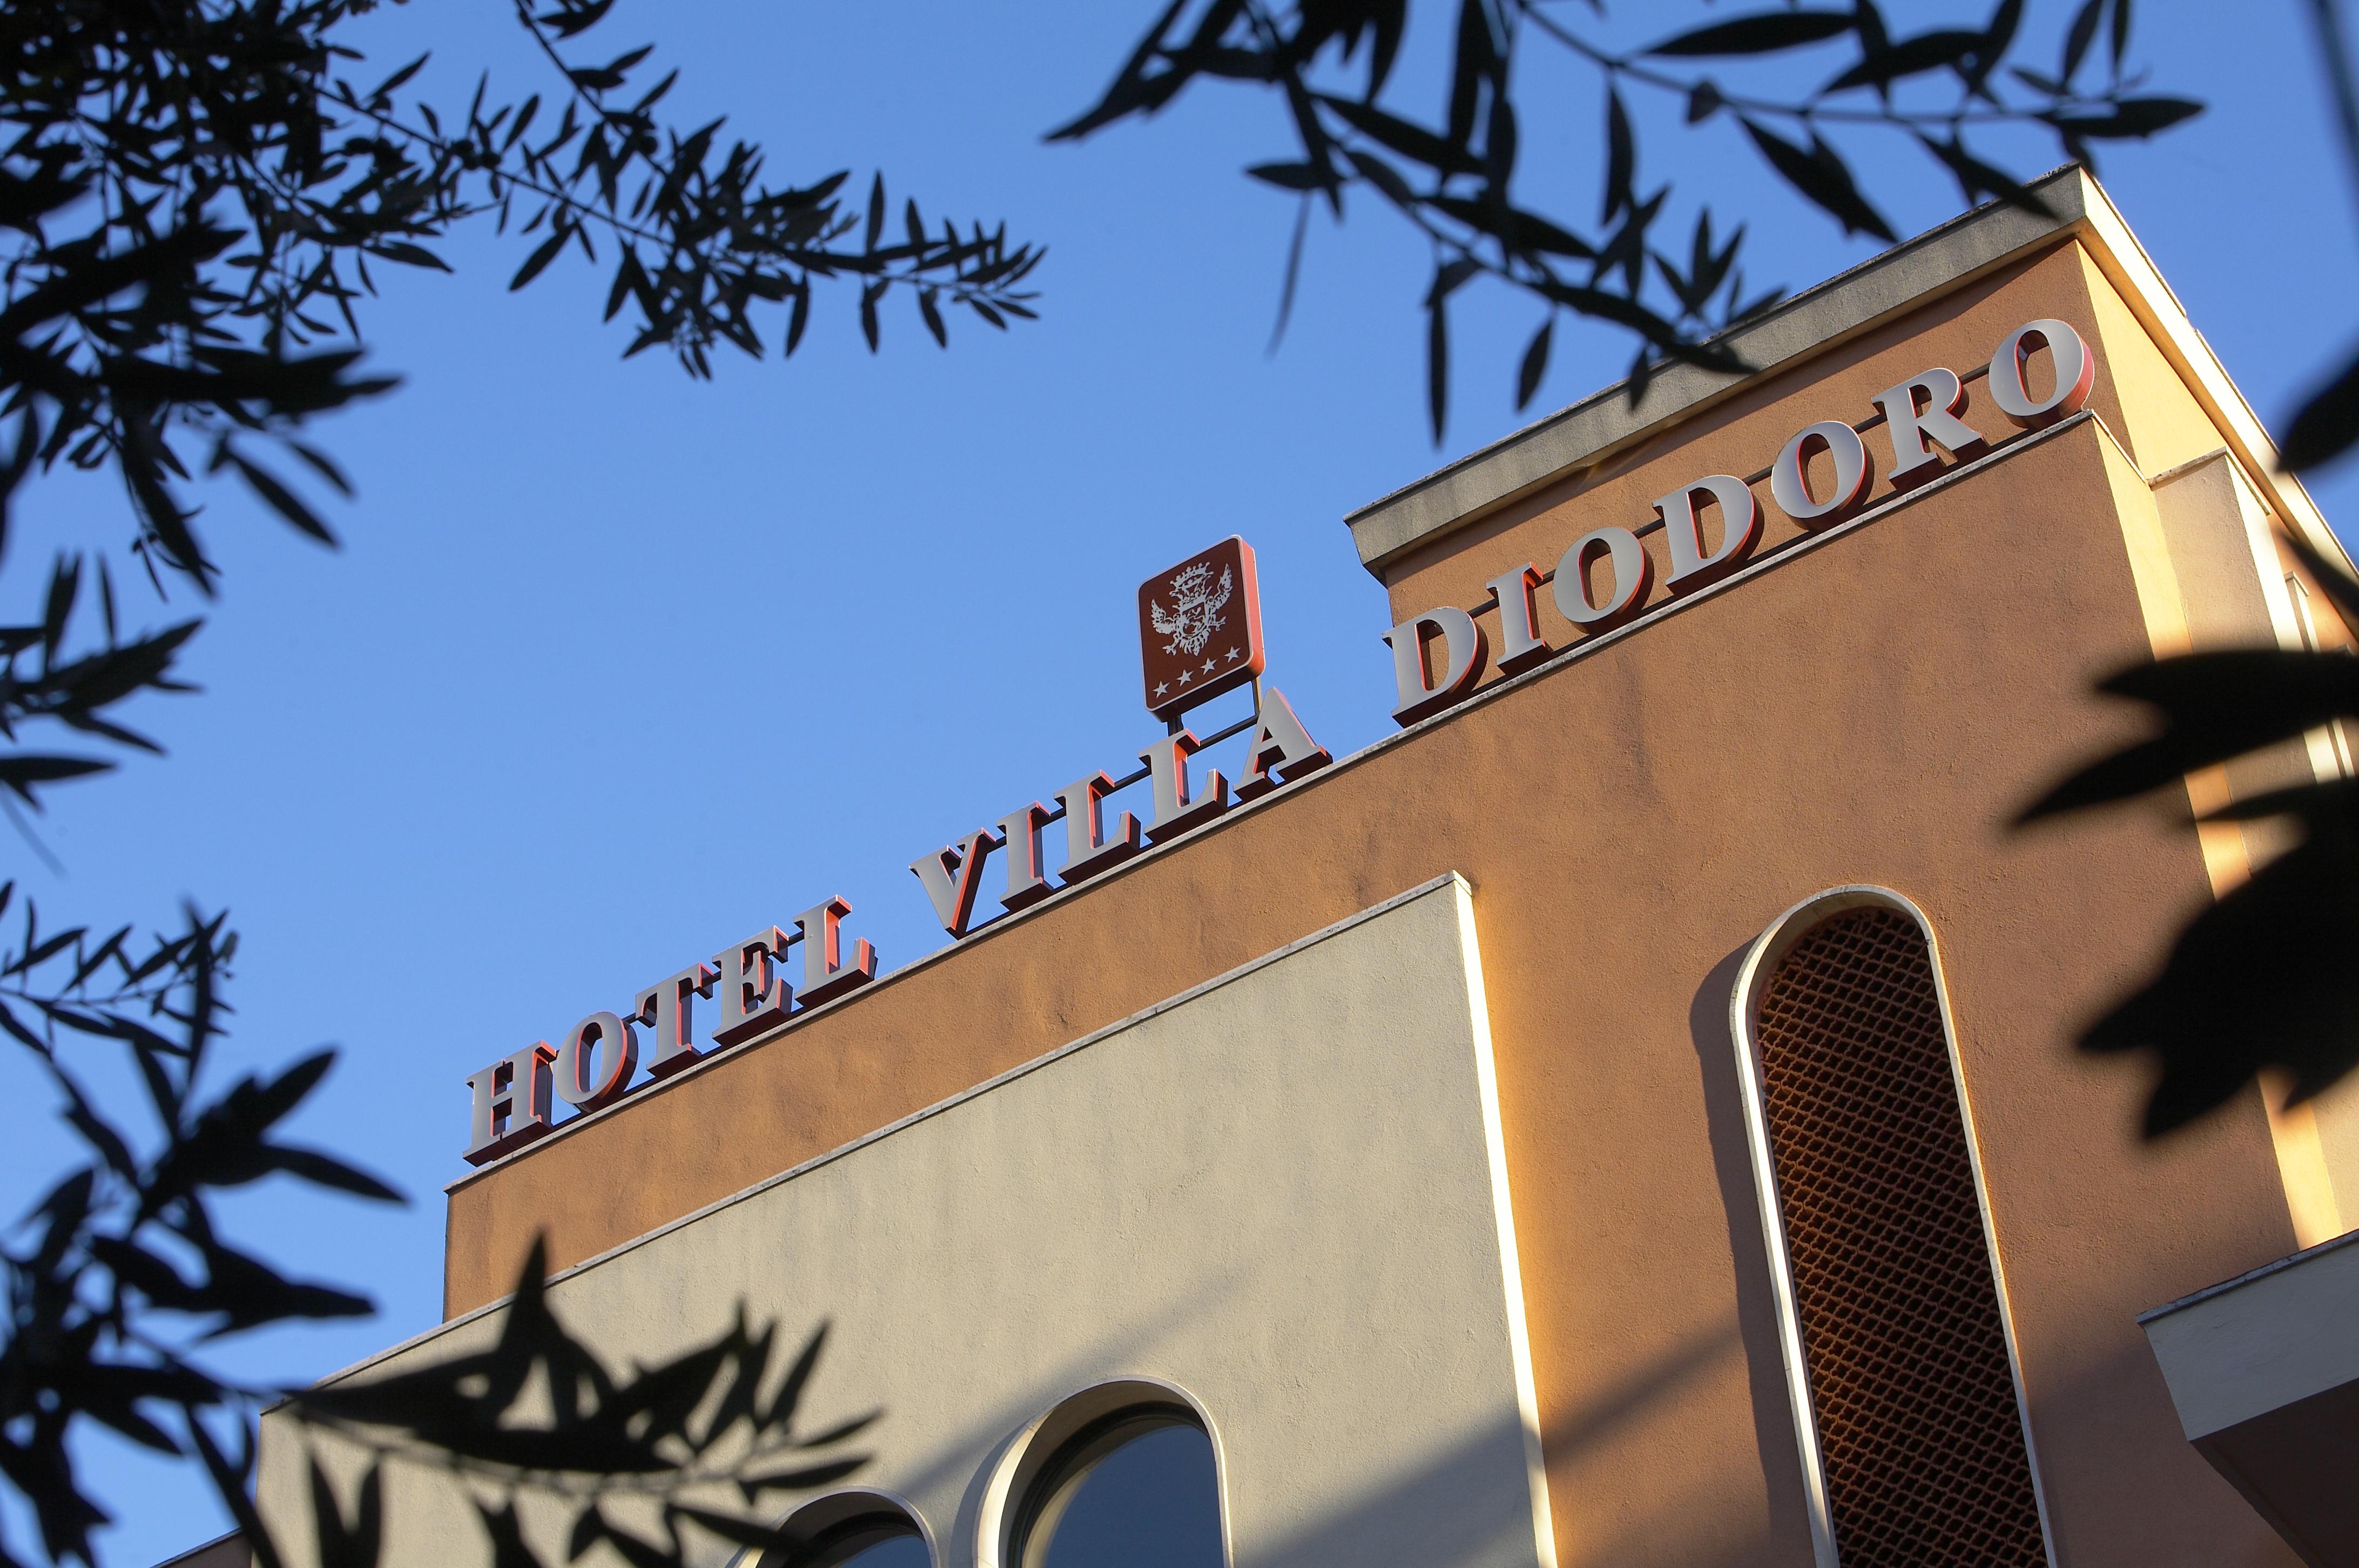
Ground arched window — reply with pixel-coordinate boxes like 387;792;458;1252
995;1388;1225;1568
1731;890;2049;1568
761;1492;930;1568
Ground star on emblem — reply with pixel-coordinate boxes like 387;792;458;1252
1224;647;1242;661
1154;681;1169;698
1178;670;1194;686
1201;658;1217;674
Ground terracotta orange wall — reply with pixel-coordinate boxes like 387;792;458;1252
446;260;2303;1567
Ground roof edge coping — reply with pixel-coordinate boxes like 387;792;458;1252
1344;166;2355;585
1343;165;2094;578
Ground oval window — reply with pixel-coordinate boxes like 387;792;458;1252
1013;1405;1222;1568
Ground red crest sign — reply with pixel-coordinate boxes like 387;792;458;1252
1138;536;1265;719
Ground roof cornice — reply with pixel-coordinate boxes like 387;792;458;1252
1344;166;2351;582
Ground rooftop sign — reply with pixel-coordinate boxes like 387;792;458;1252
458;314;2092;1170
1140;536;1265;719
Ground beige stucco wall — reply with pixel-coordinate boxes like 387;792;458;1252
2142;1234;2359;1443
2320;1082;2359;1232
2147;449;2353;1246
2140;1234;2359;1567
2263;531;2359;1233
265;878;1554;1568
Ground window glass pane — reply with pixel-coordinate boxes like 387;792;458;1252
761;1512;925;1568
824;1536;926;1568
1024;1420;1221;1568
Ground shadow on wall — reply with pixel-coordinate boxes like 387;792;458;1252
2019;1333;2303;1568
857;908;2302;1568
1233;941;1910;1568
879;1244;1552;1568
1541;1311;1796;1568
1668;940;1826;1568
1243;1408;1550;1568
698;943;1863;1568
1245;1334;1812;1568
909;1293;1813;1568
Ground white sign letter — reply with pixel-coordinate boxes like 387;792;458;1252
1553;526;1654;631
554;1012;637;1112
1486;563;1551;674
463;1041;557;1165
792;896;877;1007
1056;772;1143;885
912;828;1002;937
1872;367;1986;487
1989;319;2095;428
1236;690;1331;801
1770;420;1872;527
636;961;718;1077
1385;607;1488;726
709;928;793;1047
1142;729;1229;843
997;802;1058;911
1657;475;1763;593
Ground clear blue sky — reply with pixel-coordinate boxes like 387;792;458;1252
4;3;2353;1560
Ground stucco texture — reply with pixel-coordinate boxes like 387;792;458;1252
267;879;1551;1568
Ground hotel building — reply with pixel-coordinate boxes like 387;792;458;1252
252;166;2359;1568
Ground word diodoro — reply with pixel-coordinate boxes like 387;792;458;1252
463;536;1331;1164
1380;317;2099;724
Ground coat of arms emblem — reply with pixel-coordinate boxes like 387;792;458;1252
1137;536;1266;719
1150;561;1232;659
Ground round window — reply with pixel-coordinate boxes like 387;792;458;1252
1012;1405;1222;1568
806;1520;925;1568
758;1504;927;1568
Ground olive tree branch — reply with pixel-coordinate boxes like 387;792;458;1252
1057;0;2199;439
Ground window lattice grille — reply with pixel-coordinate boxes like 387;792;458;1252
1755;907;2046;1567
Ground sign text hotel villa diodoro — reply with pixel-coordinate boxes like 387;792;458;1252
460;316;2097;1165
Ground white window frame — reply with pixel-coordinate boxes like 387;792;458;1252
745;1486;936;1568
1726;885;2056;1568
974;1375;1231;1568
